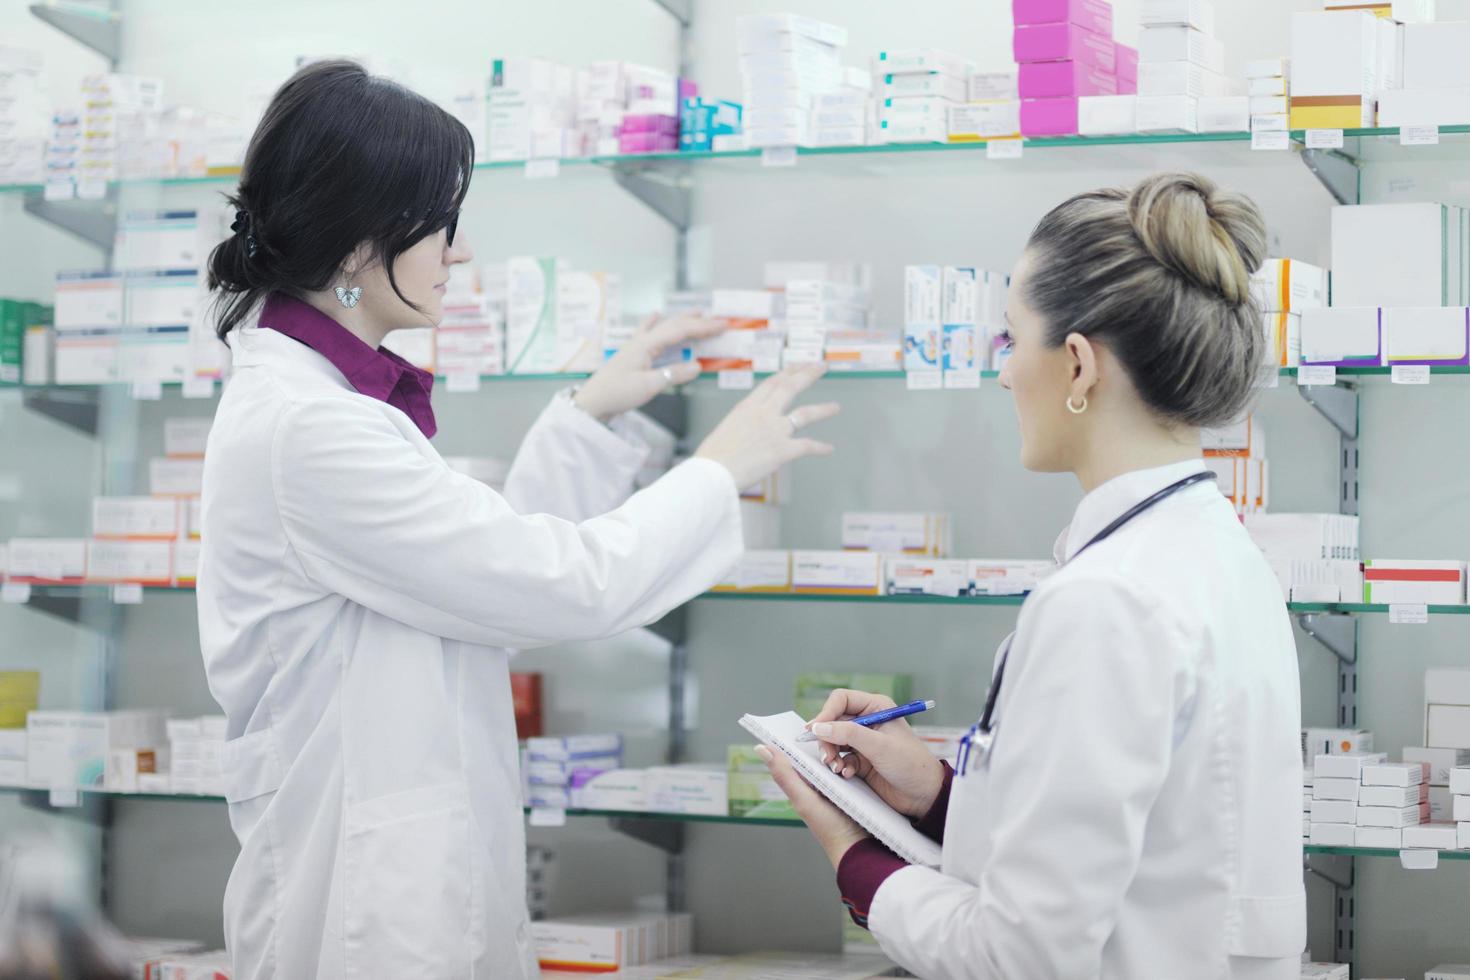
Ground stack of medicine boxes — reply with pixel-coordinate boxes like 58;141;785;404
1309;751;1429;849
1252;257;1327;371
1016;0;1123;138
0;46;46;187
1381;17;1470;128
947;70;1020;143
1136;0;1225;134
808;68;873;148
876;48;972;145
1245;57;1289;135
525;734;623;810
738;13;848;149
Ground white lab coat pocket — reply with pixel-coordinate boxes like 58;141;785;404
1226;892;1307;959
343;781;474;979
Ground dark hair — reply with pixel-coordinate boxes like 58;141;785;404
1022;172;1268;428
207;60;473;341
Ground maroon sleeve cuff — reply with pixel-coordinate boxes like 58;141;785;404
911;761;954;844
836;838;908;929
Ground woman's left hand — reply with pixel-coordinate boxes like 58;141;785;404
755;745;871;869
573;314;727;422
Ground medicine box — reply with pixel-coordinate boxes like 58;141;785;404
1309;822;1356;846
1453;767;1470;795
534;911;692;973
1078;95;1138;136
1428;967;1470;980
1363;761;1429;787
1355;803;1426;827
1331;203;1469;308
1361;560;1466;605
886;558;970;597
1138;27;1224;73
1021;96;1081;136
794;673;912;721
173;539;201;586
1402;822;1459;849
1378;88;1470;128
1403;22;1470;90
526;755;621;787
1201;416;1263;458
1384;308;1470;367
1138;63;1229;100
92;497;180;540
904;265;942;326
85;540;172;586
646;765;728;816
1136;95;1199;134
968;559;1054;596
969;71;1019;102
1013;23;1117;73
1261;310;1301;368
1426;669;1470;749
163;417;211;457
5;538;87;584
150;458;205;496
947;102;1021;141
842;512;951;556
1304;728;1374;759
1252;259;1327;314
728;744;797;819
880;74;967;103
28;711;166;789
527;733;623;762
874;49;970;79
1314;752;1387;779
1141;0;1215;33
568;768;648;811
1011;0;1113;38
1354;825;1402;848
1019;61;1118;99
1300;307;1383;368
792;551;884;595
1308;799;1355;823
1403;746;1470;785
712;550;792;593
1288;11;1378;129
54;271;123;330
1312;777;1362;802
905;324;941;371
1359;784;1424;808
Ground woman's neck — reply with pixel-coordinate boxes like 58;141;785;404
1073;424;1202;494
301;291;391;349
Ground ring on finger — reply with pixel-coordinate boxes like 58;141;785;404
786;413;799;435
661;366;674;386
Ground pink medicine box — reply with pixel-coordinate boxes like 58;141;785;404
1014;23;1117;72
1020;96;1080;136
1019;61;1119;99
1012;0;1113;37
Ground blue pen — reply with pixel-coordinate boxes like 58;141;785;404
795;699;936;742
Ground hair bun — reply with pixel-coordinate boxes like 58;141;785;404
1126;172;1267;306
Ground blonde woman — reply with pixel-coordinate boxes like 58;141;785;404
761;173;1304;980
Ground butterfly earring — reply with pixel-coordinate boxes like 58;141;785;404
334;270;363;310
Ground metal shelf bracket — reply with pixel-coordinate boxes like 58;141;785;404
1306;852;1355;891
1300;148;1361;206
22;187;118;252
22;386;101;435
28;3;122;64
1298;383;1359;441
611;168;692;232
648;0;691;26
1297;613;1358;666
608;817;686;855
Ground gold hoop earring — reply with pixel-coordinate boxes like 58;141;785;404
1066;395;1088;415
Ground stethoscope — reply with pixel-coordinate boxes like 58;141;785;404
955;470;1217;776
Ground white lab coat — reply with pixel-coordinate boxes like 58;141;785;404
868;460;1306;980
196;325;743;979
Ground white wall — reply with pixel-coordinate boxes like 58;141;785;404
6;0;1470;974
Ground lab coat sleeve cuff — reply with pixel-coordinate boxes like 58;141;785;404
911;761;954;844
836;838;908;930
547;389;652;473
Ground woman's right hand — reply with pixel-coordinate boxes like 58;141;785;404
694;364;840;490
808;689;948;819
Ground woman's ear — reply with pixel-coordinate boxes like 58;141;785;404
1065;332;1100;401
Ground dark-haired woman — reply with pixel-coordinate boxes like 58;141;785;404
759;174;1306;980
196;61;838;979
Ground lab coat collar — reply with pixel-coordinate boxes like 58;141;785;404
1054;457;1211;564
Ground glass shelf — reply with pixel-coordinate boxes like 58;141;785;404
6;126;1470;197
11;365;1470;397
1306;845;1470;861
10;584;1470;619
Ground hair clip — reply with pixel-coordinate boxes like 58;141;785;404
230;209;259;259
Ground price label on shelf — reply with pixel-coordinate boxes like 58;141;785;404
130;381;163;401
445;372;481;393
1;583;31;604
1389;603;1429;625
718;369;754;390
1305;129;1344;150
112;584;144;605
1251;130;1290;152
1400;849;1439;871
986;139;1023;160
49;789;80;808
181;377;216;399
524;158;560;180
1296;365;1337;387
1401;125;1440;146
905;370;943;391
77;179;107;201
943;371;982;390
761;146;797;168
529;807;567;827
1392;365;1431;385
43;180;74;202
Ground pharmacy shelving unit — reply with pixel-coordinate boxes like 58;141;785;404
7;3;1470;974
